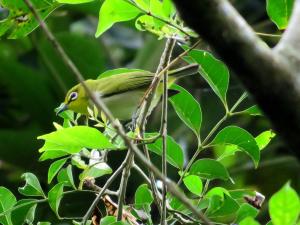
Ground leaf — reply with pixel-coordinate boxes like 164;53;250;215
57;166;76;189
79;162;112;181
211;126;260;167
240;105;263;116
208;194;240;217
135;184;154;211
183;175;203;196
0;0;58;39
266;0;295;29
57;0;94;3
240;217;261;225
37;222;51;225
48;183;65;217
38;126;116;161
162;0;175;18
0;187;17;225
18;173;45;198
269;182;300;225
206;187;230;198
185;48;229;105
100;216;117;225
236;203;259;223
11;199;37;225
98;68;149;79
169;85;202;140
96;0;141;37
48;157;68;184
255;130;276;151
189;159;230;181
147;135;184;169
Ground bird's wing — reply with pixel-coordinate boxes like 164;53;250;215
94;71;154;97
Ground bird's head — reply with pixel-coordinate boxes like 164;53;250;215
56;83;89;115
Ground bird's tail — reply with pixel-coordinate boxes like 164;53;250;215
168;63;199;78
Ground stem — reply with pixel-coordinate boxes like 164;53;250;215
81;151;131;224
127;0;191;38
229;92;248;113
116;151;134;220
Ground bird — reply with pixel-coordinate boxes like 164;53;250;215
56;63;199;121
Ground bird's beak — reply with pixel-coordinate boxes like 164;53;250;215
56;103;68;115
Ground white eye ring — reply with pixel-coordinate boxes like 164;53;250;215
69;92;78;101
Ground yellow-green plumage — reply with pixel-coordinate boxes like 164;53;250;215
58;64;198;121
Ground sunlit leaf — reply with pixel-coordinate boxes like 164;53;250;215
269;182;300;225
18;173;45;198
56;0;94;3
48;157;68;184
240;217;260;225
240;105;263;116
255;130;276;151
100;216;117;225
183;175;203;196
0;0;58;39
266;0;295;29
38;126;116;161
96;0;141;37
135;184;153;212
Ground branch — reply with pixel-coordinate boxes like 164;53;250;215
172;0;300;159
24;0;211;223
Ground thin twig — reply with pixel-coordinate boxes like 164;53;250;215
24;1;211;223
160;39;175;225
127;0;191;38
117;151;134;220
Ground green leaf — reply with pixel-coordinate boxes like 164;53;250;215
147;135;184;169
11;199;37;225
100;216;117;225
183;175;203;196
211;126;260;167
98;68;149;79
38;126;115;161
269;182;300;225
37;222;51;225
185;48;229;105
57;0;94;3
79;162;112;181
135;184;154;210
208;194;240;217
266;0;295;29
236;203;259;223
48;157;68;184
0;187;17;225
206;187;230;198
240;105;263;116
255;130;276;151
18;173;45;197
48;183;65;217
96;0;141;37
189;159;230;181
57;166;76;189
169;85;202;140
240;217;260;225
0;0;58;39
162;0;175;18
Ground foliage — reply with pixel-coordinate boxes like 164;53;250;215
0;0;298;224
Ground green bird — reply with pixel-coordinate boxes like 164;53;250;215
57;64;199;121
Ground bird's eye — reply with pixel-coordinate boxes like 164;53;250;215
69;92;78;101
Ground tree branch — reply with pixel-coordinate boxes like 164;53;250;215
172;0;300;159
